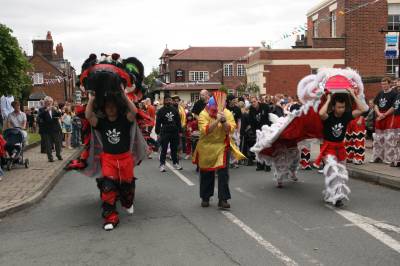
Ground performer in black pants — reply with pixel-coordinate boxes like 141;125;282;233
155;94;183;172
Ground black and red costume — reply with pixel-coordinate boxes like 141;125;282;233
78;53;148;229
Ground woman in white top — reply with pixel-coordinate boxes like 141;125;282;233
62;107;73;149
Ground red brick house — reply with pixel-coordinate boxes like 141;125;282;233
27;31;76;107
248;0;393;100
158;46;254;103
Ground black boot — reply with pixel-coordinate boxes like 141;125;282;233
256;162;264;171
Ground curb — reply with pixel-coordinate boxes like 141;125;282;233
347;166;400;190
24;142;40;151
0;148;82;218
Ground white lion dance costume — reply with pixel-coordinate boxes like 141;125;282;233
251;68;368;206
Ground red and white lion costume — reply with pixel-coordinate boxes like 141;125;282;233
251;68;368;206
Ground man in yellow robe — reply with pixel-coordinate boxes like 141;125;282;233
193;106;245;209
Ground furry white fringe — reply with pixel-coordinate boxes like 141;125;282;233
268;145;300;182
372;129;399;163
251;67;368;163
322;155;351;205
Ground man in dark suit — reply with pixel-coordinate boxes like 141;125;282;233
39;96;63;162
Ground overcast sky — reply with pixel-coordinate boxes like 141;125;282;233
1;0;319;74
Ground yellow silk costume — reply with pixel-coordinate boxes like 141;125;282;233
193;109;245;171
178;105;187;128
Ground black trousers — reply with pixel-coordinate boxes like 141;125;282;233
200;153;231;201
40;133;46;153
43;132;62;160
159;132;179;165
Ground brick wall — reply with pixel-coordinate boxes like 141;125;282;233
344;0;387;78
29;56;66;103
264;65;311;97
363;82;381;102
307;0;346;46
313;38;345;48
255;49;344;60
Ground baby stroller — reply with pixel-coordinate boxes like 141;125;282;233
3;128;29;170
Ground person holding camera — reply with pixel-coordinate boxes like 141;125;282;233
38;96;63;162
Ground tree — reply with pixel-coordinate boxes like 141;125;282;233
236;82;260;96
246;82;260;94
218;85;228;94
0;24;31;100
144;67;160;89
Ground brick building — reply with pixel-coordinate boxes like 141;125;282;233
27;31;76;107
247;48;345;96
158;46;253;103
248;0;395;100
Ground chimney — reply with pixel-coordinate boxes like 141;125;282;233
55;43;64;59
32;31;54;60
46;31;53;40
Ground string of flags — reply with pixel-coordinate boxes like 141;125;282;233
208;0;383;77
277;23;308;42
27;72;71;85
272;0;382;45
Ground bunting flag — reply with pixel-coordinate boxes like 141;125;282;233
273;0;382;46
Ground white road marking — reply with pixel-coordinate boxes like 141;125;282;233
327;206;400;254
235;187;256;199
167;169;297;264
375;223;400;234
165;162;195;186
221;211;298;266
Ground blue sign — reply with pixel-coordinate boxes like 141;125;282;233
386;35;398;45
385;50;398;59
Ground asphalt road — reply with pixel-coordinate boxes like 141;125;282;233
1;156;399;266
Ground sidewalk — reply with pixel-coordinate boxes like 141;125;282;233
0;145;81;217
310;140;400;190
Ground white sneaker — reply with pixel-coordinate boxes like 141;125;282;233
184;154;190;160
318;169;324;174
103;223;114;231
173;163;183;170
125;204;135;215
160;165;166;172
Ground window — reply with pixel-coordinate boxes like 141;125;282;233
313;21;319;38
387;59;399;75
237;64;246;76
331;12;336;37
190;92;200;103
189;71;209;82
388;15;400;31
33;73;44;85
224;64;233;76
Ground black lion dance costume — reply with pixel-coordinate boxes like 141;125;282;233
77;53;148;231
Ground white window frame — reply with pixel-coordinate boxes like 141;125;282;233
331;11;337;38
189;71;209;82
388;14;400;31
28;101;41;109
190;92;200;103
386;58;399;75
313;21;319;38
237;64;246;76
224;64;233;77
33;73;44;85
